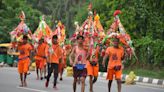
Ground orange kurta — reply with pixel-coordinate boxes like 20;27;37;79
105;46;124;80
106;46;124;69
18;43;32;73
50;44;62;64
34;42;48;69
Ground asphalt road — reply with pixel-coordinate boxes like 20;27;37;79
0;67;163;92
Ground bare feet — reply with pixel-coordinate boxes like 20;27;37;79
36;77;39;80
40;77;43;80
90;90;93;92
19;84;23;87
36;75;39;80
24;81;27;87
53;86;58;90
19;81;24;87
60;77;63;81
45;81;49;88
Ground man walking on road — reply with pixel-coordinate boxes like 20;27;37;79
17;35;33;87
102;37;124;92
69;35;88;92
34;38;48;80
45;35;62;90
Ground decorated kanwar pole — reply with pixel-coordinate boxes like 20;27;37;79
9;11;32;55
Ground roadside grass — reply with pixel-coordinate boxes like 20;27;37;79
123;68;164;79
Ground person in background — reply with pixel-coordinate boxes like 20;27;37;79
34;38;48;80
87;37;99;92
58;45;67;81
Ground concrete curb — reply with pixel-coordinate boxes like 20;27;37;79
98;72;164;86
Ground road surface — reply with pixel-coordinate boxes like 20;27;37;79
0;67;163;92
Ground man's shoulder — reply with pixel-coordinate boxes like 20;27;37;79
20;43;30;48
41;43;48;48
54;44;62;50
106;46;113;50
118;46;124;51
26;43;32;46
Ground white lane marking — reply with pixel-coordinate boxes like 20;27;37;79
125;75;129;79
152;79;158;84
94;79;164;91
143;77;149;83
17;86;47;92
97;79;164;90
135;84;164;91
135;76;139;81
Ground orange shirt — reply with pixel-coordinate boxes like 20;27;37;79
18;43;33;59
35;42;48;60
36;43;48;57
50;44;62;64
105;46;124;69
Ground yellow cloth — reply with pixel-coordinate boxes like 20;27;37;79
125;71;136;85
66;66;73;77
0;43;11;47
29;62;36;71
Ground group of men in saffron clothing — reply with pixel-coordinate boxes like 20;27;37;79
17;34;124;92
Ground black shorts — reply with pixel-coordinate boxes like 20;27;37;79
73;67;87;78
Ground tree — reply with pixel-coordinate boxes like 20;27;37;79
0;0;41;43
27;0;87;36
74;0;164;68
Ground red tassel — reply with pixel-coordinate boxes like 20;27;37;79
113;10;122;17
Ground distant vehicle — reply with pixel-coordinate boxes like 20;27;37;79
0;43;20;55
0;43;10;54
0;43;19;66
